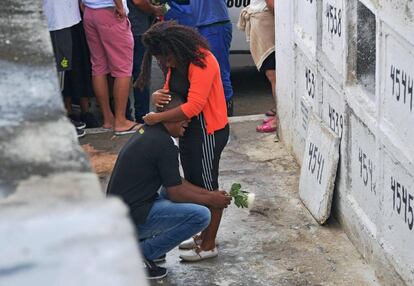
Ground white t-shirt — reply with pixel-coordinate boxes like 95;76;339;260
249;0;268;13
82;0;129;14
43;0;81;31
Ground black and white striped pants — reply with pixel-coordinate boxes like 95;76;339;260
179;114;229;191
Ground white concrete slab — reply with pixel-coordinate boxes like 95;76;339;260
299;114;340;224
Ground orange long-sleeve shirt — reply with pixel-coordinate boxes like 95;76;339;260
164;50;228;134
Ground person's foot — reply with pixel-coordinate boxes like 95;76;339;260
256;117;277;133
113;122;142;136
265;108;276;117
76;128;86;138
179;246;218;262
179;236;202;250
68;114;86;129
153;254;166;263
226;98;234;117
144;259;168;280
80;112;100;128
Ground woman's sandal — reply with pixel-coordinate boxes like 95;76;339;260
179;246;218;262
256;120;277;133
265;108;277;117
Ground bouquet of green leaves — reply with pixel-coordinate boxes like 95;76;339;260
151;0;171;14
229;183;255;208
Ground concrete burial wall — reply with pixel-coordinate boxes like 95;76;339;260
276;0;414;284
0;1;146;285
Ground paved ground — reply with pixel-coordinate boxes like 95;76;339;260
80;118;381;286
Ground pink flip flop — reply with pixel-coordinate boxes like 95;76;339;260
265;108;277;117
256;121;277;133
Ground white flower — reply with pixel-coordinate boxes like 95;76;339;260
247;193;255;209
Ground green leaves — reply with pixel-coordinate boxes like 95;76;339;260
229;183;250;208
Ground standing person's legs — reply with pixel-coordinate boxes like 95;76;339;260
179;115;229;255
257;52;277;132
137;197;211;261
83;8;114;129
100;13;137;133
132;35;150;123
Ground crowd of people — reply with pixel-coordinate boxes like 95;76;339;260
43;0;275;280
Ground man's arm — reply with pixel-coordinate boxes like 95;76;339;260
132;0;164;16
114;0;127;18
166;179;231;209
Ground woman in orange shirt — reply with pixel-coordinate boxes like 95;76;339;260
138;21;229;262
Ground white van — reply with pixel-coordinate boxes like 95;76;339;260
226;0;255;67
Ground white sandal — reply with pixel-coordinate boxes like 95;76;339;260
178;236;202;250
179;246;218;262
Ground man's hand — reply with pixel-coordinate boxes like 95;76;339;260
153;5;165;17
115;7;127;19
143;112;160;125
208;191;232;209
152;89;171;108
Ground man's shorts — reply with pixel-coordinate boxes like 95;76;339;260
50;27;72;72
83;7;133;78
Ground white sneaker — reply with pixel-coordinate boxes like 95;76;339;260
179;247;218;262
178;236;201;250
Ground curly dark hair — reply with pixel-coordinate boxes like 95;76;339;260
135;21;210;90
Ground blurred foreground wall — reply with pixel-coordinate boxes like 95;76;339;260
0;1;146;285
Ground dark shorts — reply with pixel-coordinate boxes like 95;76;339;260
260;51;276;72
62;22;94;100
50;27;72;72
179;114;229;191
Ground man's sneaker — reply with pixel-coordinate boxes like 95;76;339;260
226;98;234;117
144;259;168;280
153;254;166;263
70;119;86;130
80;112;100;128
76;128;86;138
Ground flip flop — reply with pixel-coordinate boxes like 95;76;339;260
256;121;277;133
265;108;277;117
263;116;278;125
113;123;141;136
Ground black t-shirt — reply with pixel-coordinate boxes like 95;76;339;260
107;124;182;224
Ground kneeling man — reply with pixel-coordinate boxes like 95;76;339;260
107;97;231;280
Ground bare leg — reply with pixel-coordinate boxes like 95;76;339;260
265;70;277;128
80;97;90;113
92;75;114;129
199;208;223;251
112;76;136;131
265;69;276;109
64;97;73;115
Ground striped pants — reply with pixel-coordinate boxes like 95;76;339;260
179;114;229;191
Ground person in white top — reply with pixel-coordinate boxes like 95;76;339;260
238;0;277;133
43;0;81;32
43;0;90;138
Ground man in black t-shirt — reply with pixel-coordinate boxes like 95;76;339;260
107;97;231;280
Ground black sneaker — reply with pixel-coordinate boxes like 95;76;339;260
80;112;100;128
226;98;234;117
76;128;86;138
144;259;168;280
153;254;166;263
70;119;86;130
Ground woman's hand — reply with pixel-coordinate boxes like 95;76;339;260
152;89;171;108
143;112;160;125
